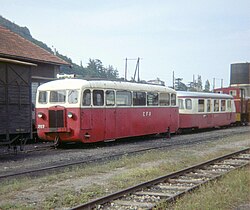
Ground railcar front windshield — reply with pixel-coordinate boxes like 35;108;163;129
50;90;66;103
37;89;79;104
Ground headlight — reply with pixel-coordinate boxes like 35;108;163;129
67;112;73;118
37;112;43;118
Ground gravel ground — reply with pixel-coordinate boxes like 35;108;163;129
0;126;249;209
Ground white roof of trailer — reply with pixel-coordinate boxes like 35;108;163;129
177;91;233;99
37;79;176;93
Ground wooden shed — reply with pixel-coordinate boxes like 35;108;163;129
0;25;69;146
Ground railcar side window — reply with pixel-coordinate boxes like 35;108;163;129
116;91;132;106
171;94;176;106
221;100;226;111
207;99;211;112
159;93;170;106
214;99;219;112
198;99;205;112
68;90;78;104
147;93;158;106
93;90;104;106
178;99;184;109
82;89;91;106
185;99;192;110
38;91;47;104
50;90;66;103
133;92;146;106
106;90;115;106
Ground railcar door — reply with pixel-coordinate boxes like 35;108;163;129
104;90;116;140
81;89;92;130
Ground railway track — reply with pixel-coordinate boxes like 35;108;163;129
71;148;250;210
0;127;248;181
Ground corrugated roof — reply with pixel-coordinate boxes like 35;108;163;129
0;25;69;65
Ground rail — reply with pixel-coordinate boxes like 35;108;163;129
71;148;250;210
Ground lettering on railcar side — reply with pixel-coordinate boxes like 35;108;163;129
143;111;152;117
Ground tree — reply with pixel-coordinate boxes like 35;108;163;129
175;78;187;91
204;80;211;92
85;59;119;79
197;75;203;91
106;65;119;80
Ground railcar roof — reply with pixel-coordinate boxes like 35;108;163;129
38;79;176;93
177;91;233;99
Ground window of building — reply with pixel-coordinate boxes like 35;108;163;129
38;91;47;104
147;92;158;106
106;90;115;106
68;90;78;104
50;90;66;103
221;100;226;111
171;94;176;106
178;99;184;109
214;99;219;112
116;91;132;106
133;92;146;106
93;90;104;106
185;99;192;110
82;89;91;106
198;99;205;112
229;90;237;96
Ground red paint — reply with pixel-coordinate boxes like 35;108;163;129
36;107;179;143
179;112;236;129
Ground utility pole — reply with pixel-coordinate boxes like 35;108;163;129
124;58;140;81
213;77;223;91
133;57;141;82
172;71;175;89
125;58;128;81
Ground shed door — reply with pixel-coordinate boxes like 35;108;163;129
0;62;32;141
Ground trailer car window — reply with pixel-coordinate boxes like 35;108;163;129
185;99;192;110
178;99;184;109
38;91;47;104
133;92;146;106
68;90;78;104
50;90;66;103
221;100;226;111
207;99;211;112
106;90;115;106
82;89;91;106
214;99;219;112
171;94;176;106
160;93;170;106
198;99;205;112
227;100;232;110
116;91;132;106
147;93;158;106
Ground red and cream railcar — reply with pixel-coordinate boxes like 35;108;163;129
177;91;236;130
36;79;179;143
214;87;249;124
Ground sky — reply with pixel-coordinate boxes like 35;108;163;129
1;0;250;87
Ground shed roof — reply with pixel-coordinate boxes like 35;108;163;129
0;25;69;66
